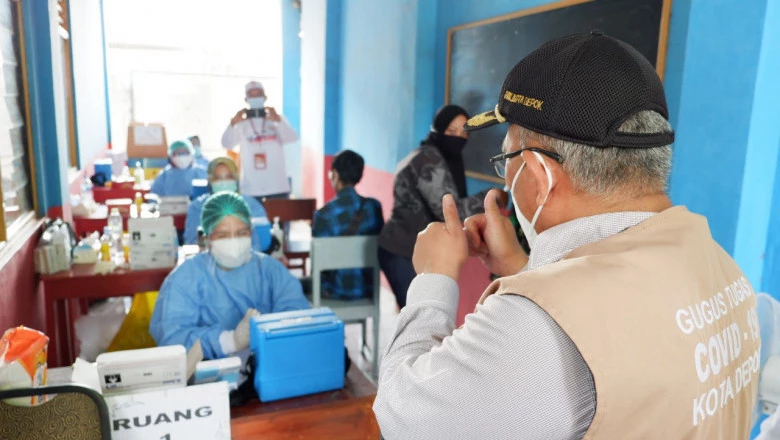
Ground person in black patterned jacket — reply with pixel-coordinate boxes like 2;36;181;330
379;105;508;308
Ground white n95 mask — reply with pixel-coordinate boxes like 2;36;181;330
210;237;252;269
510;151;553;250
171;154;193;169
247;97;266;110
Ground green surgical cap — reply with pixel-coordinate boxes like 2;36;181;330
169;139;194;156
201;192;252;235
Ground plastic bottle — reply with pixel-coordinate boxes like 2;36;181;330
81;177;94;204
51;227;67;272
58;224;73;268
134;161;145;185
134;192;144;218
122;232;130;263
99;227;113;262
270;216;284;260
108;208;123;258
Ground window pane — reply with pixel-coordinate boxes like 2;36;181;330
0;0;32;233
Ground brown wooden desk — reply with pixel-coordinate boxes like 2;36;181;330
72;204;186;237
231;364;379;439
40;264;173;368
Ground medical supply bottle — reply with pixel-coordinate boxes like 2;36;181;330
99;227;113;262
134;192;144;217
108;208;123;256
134;161;144;185
271;217;284;260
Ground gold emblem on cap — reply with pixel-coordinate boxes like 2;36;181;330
503;90;544;111
467;111;498;127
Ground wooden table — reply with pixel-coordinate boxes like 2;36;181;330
230;364;380;439
72;204;186;237
39;245;199;368
92;182;150;203
40;263;173;368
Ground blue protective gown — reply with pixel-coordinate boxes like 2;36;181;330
150;164;208;197
183;193;272;252
149;251;310;359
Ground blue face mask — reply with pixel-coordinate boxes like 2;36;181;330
247;97;266;109
211;179;239;194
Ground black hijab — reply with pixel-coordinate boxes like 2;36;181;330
422;105;469;197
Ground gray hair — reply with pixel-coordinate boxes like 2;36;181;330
518;110;673;199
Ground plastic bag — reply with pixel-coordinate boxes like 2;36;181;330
107;291;159;352
74;298;127;362
0;326;49;406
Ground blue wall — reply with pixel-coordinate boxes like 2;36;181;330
339;0;426;172
735;0;780;290
298;0;780;292
281;0;302;196
667;0;767;255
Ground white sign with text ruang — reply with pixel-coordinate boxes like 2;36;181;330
106;381;231;440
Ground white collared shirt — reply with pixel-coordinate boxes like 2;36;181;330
374;211;655;440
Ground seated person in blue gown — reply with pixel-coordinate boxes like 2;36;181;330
150;139;208;197
183;156;271;251
149;192;310;359
312;150;384;299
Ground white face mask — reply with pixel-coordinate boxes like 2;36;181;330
247;97;266;109
171;154;193;169
509;151;553;250
210;237;252;269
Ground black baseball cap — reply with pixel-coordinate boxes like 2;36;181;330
464;31;674;148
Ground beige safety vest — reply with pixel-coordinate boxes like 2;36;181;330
479;206;759;439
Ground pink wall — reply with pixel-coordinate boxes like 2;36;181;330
0;223;45;333
313;152;492;326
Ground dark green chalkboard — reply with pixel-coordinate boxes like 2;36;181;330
447;0;671;183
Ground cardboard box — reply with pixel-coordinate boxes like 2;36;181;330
250;308;345;402
127;123;168;158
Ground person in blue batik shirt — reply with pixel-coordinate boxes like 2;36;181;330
312;150;384;299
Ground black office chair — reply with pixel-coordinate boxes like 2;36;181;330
0;384;111;440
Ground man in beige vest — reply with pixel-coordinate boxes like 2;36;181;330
373;31;760;439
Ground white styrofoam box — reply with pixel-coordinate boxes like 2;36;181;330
96;346;186;396
129;250;176;270
159;196;190;215
128;217;177;248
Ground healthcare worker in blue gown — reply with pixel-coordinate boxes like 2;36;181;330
150;139;208;197
149;192;310;359
183;156;271;251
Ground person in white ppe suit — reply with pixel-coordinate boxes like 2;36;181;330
149;192;309;359
220;81;298;199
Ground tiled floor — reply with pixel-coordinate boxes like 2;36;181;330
344;287;399;383
287;220;400;383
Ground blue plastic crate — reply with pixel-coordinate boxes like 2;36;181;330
250;308;344;402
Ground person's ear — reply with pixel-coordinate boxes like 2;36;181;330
523;152;557;205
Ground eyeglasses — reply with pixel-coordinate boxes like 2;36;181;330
489;147;563;178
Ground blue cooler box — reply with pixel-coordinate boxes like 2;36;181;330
250;307;344;402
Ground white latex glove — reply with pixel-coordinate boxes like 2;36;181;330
232;308;259;352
